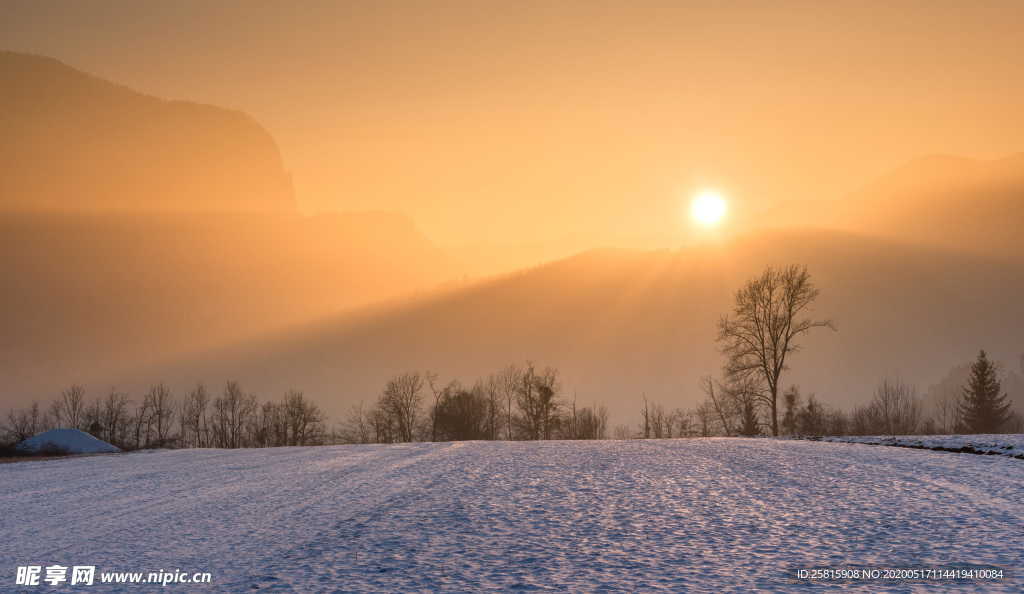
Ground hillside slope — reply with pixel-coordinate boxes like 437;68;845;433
0;51;294;212
0;211;457;402
830;153;1024;256
130;229;1024;422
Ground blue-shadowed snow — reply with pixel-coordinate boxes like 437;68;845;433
816;434;1024;459
16;428;120;454
2;439;1021;591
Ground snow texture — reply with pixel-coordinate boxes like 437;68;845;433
816;434;1024;459
2;439;1022;591
16;428;120;454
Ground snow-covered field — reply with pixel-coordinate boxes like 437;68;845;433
3;439;1022;591
816;434;1024;459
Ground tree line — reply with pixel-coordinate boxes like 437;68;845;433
2;382;326;450
336;363;609;444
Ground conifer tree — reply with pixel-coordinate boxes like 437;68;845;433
959;350;1012;433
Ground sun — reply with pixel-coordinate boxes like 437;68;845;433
690;190;727;227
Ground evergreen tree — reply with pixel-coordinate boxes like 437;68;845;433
958;350;1012;433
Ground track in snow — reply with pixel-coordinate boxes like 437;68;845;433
2;439;1022;591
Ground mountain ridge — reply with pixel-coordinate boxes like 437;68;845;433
0;50;295;212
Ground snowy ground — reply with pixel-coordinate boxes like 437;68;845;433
815;434;1024;459
2;439;1022;592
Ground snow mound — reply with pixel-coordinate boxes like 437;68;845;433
816;434;1024;459
16;428;120;454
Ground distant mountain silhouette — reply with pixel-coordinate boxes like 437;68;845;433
117;229;1024;424
829;153;1024;257
0;51;294;211
0;52;465;404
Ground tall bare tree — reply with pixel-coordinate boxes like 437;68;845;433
514;364;560;440
433;383;491;441
869;378;923;437
102;389;130;446
181;383;210;447
339;401;372;444
213;381;255;448
283;390;324;445
483;375;503;440
496;364;522;440
717;265;834;436
6;402;43;442
382;372;426;442
700;376;733;436
694;401;714;437
144;383;176;446
51;385;87;430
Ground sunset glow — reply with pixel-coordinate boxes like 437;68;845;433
690;190;728;227
3;4;1024;590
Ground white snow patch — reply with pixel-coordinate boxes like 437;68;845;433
16;428;120;454
816;434;1024;458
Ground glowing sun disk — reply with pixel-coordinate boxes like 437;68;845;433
690;191;727;227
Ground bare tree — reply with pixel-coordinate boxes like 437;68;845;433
640;395;651;439
926;363;969;434
933;390;961;435
370;404;396;443
283;390;324;445
83;399;103;436
514;364;561;440
720;375;762;436
481;375;503;440
426;372;445;442
6;402;43;442
648;402;670;438
131;397;151;449
51;385;87;430
102;389;130;447
872;379;923;437
181;384;210;448
571;405;608;439
694;401;714;437
496;364;521;440
675;408;696;437
717;265;835;436
796;393;827;435
339;401;372;444
144;383;176;446
433;383;491;441
213;381;256;448
700;376;733;436
382;372;426;442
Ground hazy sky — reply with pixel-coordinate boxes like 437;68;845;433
4;0;1023;244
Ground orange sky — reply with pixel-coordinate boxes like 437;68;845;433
4;0;1023;245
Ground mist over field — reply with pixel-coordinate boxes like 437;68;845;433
2;42;1024;426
